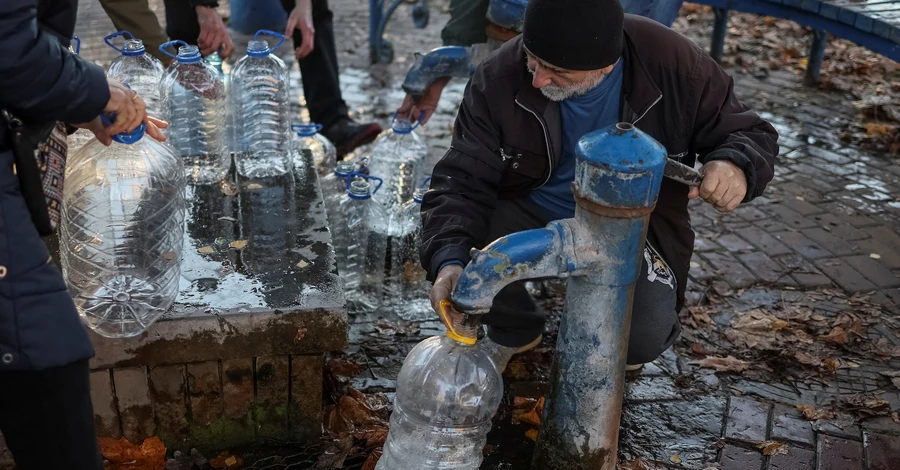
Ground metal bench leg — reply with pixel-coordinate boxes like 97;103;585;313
711;8;729;63
804;29;828;86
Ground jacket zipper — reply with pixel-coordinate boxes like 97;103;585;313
514;98;554;187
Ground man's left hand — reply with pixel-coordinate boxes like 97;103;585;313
196;6;234;58
688;160;747;213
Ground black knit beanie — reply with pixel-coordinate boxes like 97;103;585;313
523;0;625;71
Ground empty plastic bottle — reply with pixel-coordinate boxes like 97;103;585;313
65;36;95;159
389;180;431;319
291;123;337;176
104;31;165;118
159;40;228;184
334;175;385;311
377;301;502;470
367;114;428;234
231;30;291;178
60;115;186;338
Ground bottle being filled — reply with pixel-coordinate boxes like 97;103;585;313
388;179;432;320
231;30;292;178
377;301;503;470
291;123;337;176
104;30;165;119
367;113;428;235
159;40;228;185
60;114;186;338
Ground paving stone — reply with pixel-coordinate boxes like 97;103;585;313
702;252;758;288
814;417;862;441
732;205;769;222
784;173;842;195
716;233;756;253
719;444;763;470
807;146;855;165
148;365;189;445
866;432;900;470
756;218;792;233
768;204;819;229
255;356;290;439
725;396;770;443
694;237;720;252
814;258;877;293
818;202;881;228
689;256;718;281
90;369;121;438
863;226;900;253
289;354;324;434
624;375;682;402
768;446;814;470
771;404;814;446
114;367;155;444
809;213;870;241
773;231;832;259
187;361;223;428
854;238;900;270
742;226;793;257
780;197;826;216
776;253;834;288
804;228;860;256
818;435;863;470
841;255;900;288
738;252;789;284
883;288;900;307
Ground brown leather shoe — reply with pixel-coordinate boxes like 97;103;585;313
321;118;382;158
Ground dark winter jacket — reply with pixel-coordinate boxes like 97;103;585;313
420;15;778;310
0;0;109;371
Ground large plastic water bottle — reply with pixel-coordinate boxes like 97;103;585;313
231;30;291;178
60;115;186;338
104;31;165;118
321;159;357;244
389;181;431;319
66;36;94;158
367;114;428;234
334;175;385;311
377;302;502;469
291;123;337;176
159;40;228;185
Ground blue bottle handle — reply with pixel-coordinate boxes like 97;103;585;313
391;111;424;132
159;40;191;59
70;36;81;55
421;176;432;189
291;123;323;136
104;30;135;53
254;30;286;53
100;112;146;145
346;172;383;195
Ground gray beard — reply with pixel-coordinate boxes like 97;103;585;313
528;65;607;102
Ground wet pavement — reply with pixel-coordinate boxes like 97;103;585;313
58;0;900;469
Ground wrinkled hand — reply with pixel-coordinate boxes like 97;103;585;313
74;80;169;146
196;6;234;58
397;76;450;126
429;264;464;327
688;160;747;213
286;0;315;59
75;116;168;146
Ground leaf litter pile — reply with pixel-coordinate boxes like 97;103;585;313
675;4;900;154
681;287;900;423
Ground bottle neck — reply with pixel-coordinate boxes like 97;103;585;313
247;40;270;58
122;39;145;56
347;179;371;199
176;45;202;63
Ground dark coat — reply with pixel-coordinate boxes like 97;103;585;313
420;15;779;311
0;0;109;371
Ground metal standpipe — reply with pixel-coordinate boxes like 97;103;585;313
450;123;667;469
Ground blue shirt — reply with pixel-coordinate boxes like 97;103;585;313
529;59;624;221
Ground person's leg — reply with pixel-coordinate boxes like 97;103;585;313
627;239;681;365
0;360;103;470
440;0;490;47
163;0;201;49
280;0;382;157
98;0;171;64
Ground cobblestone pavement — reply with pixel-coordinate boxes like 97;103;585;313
48;1;900;469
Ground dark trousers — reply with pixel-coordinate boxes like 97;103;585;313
163;0;350;129
484;199;682;365
0;360;103;470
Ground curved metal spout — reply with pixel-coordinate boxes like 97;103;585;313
450;221;577;314
401;46;478;98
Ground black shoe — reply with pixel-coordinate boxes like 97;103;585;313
322;118;382;158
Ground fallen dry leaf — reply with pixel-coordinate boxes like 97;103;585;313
209;452;244;469
756;440;789;456
230;240;249;250
825;358;841;373
297;260;310;268
689;355;750;373
361;449;382;470
821;326;849;345
315;436;354;469
220;182;238;196
198;245;215;254
619;458;654;470
892;412;900;425
161;251;176;260
870;253;882;259
218;216;236;222
245;183;264;190
357;429;389;447
525;429;539;441
880;371;900;389
512;397;544;427
794;351;822;367
99;436;167;470
797;404;835;420
670;453;682;464
732;309;790;331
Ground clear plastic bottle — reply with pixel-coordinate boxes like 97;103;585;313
104;31;166;119
367;115;428;234
389;183;431;320
377;302;502;470
321;160;357;247
66;36;94;158
291;123;337;176
231;30;291;178
60;115;186;338
159;40;228;185
334;175;385;311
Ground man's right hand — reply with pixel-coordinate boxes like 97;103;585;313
429;263;463;314
397;76;451;126
73;79;168;145
196;6;234;58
